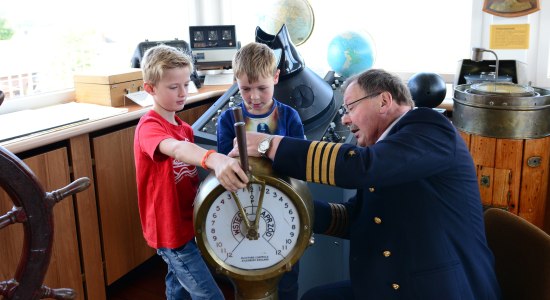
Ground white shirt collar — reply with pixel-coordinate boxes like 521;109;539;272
376;110;409;143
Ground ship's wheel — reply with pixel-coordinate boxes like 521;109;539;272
0;146;90;300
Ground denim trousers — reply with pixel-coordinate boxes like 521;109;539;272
157;240;224;300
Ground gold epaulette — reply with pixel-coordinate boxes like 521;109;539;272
305;141;342;186
325;203;348;237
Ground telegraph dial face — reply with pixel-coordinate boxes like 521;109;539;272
205;183;300;269
194;157;313;281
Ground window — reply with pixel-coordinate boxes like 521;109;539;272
230;0;548;88
1;0;548;115
0;0;192;113
229;0;473;83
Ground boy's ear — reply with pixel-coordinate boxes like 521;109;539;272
143;82;155;94
273;69;280;85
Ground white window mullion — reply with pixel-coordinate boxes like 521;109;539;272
535;1;550;88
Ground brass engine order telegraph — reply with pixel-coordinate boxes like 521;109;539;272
194;107;314;300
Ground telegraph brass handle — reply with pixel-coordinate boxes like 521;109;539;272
231;105;265;240
231;176;267;241
230;190;253;238
232;106;250;177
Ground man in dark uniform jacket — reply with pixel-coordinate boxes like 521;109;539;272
230;69;501;299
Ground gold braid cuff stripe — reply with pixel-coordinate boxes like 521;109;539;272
325;203;348;237
306;141;342;186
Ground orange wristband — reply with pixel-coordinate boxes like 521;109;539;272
201;149;216;169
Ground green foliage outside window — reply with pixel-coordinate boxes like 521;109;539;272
0;18;14;40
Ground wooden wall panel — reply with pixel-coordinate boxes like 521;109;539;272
92;126;154;285
494;139;523;212
0;148;85;299
470;135;497;206
177;102;212;125
519;136;550;228
70;134;106;300
459;130;471;149
25;149;85;299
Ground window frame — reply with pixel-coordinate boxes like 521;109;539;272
2;0;548;116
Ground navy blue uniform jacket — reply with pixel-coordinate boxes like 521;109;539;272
272;108;501;299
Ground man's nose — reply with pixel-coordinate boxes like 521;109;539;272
341;113;351;125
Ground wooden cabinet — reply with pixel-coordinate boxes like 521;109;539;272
0;147;85;299
1;90;220;299
460;132;550;232
92;126;155;285
90;102;214;285
177;102;211;124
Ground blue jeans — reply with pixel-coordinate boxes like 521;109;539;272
157;240;224;300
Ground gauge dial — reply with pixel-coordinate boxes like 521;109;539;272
194;157;314;290
193;31;204;41
205;183;300;270
208;30;218;41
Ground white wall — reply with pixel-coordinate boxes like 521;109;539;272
471;0;550;88
199;0;549;88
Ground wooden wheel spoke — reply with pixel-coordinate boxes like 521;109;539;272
39;285;76;300
0;279;19;298
1;146;87;299
45;178;90;208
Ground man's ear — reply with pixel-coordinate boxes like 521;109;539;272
273;69;280;85
380;91;391;111
143;82;155;95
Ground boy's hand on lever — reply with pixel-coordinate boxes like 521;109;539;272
208;153;248;192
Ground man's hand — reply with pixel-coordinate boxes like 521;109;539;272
228;132;271;158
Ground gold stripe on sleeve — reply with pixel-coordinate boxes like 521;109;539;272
306;141;320;182
313;141;327;183
307;142;342;185
321;143;333;184
328;143;342;186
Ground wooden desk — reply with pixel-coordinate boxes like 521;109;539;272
1;85;230;153
438;98;454;112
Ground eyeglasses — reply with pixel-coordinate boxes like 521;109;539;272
342;92;381;115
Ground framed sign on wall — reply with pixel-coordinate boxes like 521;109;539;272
483;0;540;17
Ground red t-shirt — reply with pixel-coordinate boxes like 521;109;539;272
134;110;199;249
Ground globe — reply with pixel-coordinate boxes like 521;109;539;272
256;0;315;46
327;31;376;78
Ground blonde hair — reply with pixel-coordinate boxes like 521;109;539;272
141;44;194;85
232;42;277;83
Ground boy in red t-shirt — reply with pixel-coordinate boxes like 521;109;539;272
134;44;248;300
